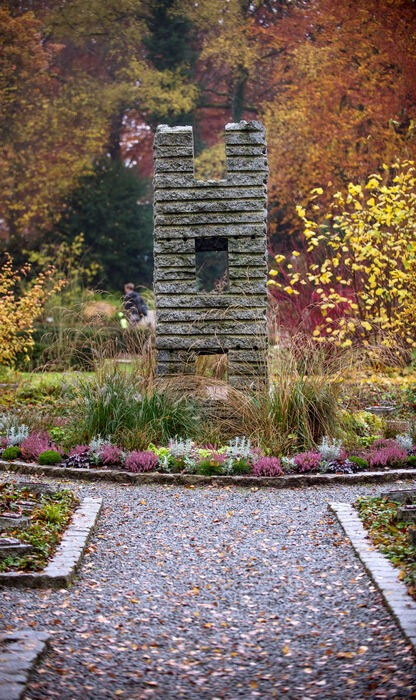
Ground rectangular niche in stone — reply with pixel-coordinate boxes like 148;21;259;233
153;120;268;389
195;236;229;293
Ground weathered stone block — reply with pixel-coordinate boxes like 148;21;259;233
153;120;268;384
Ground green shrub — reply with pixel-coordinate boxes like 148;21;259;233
38;450;62;465
197;460;223;476
230;458;252;475
407;455;416;467
1;446;21;460
349;456;369;471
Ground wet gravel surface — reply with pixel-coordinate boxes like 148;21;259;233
1;474;415;699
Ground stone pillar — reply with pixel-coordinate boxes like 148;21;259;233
153;120;268;389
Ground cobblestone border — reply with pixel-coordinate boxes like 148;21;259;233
0;630;50;700
1;458;416;489
0;496;102;588
329;501;416;650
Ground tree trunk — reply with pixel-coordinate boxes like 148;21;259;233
231;67;249;122
108;108;125;161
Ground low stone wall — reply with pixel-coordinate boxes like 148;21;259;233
1;459;416;489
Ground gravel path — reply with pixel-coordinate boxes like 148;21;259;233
1;475;415;699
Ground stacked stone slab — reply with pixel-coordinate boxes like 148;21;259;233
153;120;268;389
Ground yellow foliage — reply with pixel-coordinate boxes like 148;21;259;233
0;256;64;367
269;160;416;352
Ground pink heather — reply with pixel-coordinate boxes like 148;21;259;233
21;432;58;460
368;445;407;468
293;451;321;473
124;451;159;473
98;444;123;465
252;456;283;477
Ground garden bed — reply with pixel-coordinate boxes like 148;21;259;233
0;485;102;588
0;482;77;574
355;494;416;599
1;458;416;489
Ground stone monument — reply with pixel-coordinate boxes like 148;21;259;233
153;120;268;389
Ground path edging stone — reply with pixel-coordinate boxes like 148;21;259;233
0;496;102;589
329;501;416;651
0;629;50;700
0;459;415;489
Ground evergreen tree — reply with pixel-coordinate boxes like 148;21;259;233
143;0;198;128
56;158;153;291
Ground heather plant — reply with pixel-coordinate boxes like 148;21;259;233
69;445;90;456
20;432;57;460
293;451;322;473
124;450;158;473
98;444;124;466
252;457;283;477
367;444;407;469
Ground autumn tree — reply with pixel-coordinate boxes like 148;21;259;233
262;0;416;242
268;161;416;353
0;7;108;249
0;254;64;366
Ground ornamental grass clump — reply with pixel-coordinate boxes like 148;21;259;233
124;450;158;473
69;367;200;448
247;336;347;455
252;457;283;477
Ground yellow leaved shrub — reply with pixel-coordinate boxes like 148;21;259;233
268;160;416;354
0;256;64;367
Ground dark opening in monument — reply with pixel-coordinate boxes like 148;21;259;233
195;237;228;292
195;350;228;381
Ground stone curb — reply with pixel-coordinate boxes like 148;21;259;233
0;497;102;589
0;630;50;700
0;459;416;489
329;501;416;651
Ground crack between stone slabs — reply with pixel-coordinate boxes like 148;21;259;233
329;501;416;652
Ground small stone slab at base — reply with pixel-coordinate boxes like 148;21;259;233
398;505;416;523
329;501;416;651
0;496;102;588
0;515;30;532
382;488;416;504
0;630;50;700
0;537;33;560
